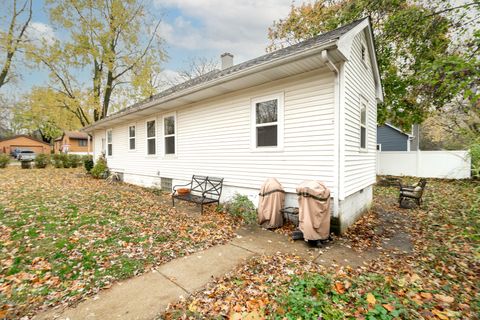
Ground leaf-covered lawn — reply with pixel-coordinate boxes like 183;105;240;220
0;167;240;318
164;178;480;319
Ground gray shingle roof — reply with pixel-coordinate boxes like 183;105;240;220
90;18;366;125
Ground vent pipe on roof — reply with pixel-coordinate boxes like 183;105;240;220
221;52;233;69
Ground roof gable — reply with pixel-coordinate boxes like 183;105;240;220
0;135;50;145
380;123;412;137
83;18;383;132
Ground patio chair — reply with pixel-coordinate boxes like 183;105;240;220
399;178;427;207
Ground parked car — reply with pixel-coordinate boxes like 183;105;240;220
17;150;36;161
11;148;22;158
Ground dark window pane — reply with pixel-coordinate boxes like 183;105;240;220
107;144;112;156
129;126;135;138
107;130;112;143
147;121;156;138
257;125;277;147
129;138;135;150
360;127;366;148
78;140;87;146
164;116;175;135
256;99;277;124
165;136;175;154
147;138;156;155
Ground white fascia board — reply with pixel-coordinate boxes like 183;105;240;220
384;123;413;138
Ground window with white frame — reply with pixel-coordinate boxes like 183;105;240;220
360;98;368;149
129;125;136;150
106;129;113;156
146;120;156;155
163;115;175;155
252;94;283;148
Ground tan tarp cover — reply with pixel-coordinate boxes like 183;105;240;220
296;180;331;240
257;178;284;229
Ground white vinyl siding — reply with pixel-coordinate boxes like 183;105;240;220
94;69;336;195
342;30;378;197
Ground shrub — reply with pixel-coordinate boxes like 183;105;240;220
34;154;49;168
220;193;257;224
470;142;480;179
67;154;81;168
0;153;10;168
62;154;73;168
83;155;94;172
91;156;108;179
52;154;64;168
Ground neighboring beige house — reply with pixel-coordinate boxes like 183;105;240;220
54;131;91;155
83;18;383;233
0;135;51;155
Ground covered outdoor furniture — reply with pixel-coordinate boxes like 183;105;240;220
296;180;331;241
257;178;285;229
172;175;224;214
399;178;427;207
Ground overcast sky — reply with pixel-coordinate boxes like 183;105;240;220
2;0;296;95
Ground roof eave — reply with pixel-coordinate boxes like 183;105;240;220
82;40;339;133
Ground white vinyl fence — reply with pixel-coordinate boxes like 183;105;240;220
377;150;471;179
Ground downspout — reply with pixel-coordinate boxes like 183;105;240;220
321;50;342;219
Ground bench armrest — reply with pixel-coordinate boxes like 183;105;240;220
172;182;192;194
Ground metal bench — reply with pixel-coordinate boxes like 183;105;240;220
172;175;224;214
399;178;427;207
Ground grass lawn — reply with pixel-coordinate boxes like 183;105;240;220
0;167;240;318
164;178;480;319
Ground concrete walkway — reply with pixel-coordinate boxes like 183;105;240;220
35;222;411;320
34;227;318;320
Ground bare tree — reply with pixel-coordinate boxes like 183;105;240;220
0;0;32;89
178;57;219;82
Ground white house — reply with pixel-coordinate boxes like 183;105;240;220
83;18;383;233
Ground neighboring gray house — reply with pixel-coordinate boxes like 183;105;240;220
377;123;416;151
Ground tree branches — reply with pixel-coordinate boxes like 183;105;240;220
0;0;32;89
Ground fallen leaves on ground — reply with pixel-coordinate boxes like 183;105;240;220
163;178;480;319
0;167;241;318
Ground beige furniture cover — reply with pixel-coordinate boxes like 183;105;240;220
296;180;331;240
257;178;285;229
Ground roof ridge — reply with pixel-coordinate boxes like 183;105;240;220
85;18;368;128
